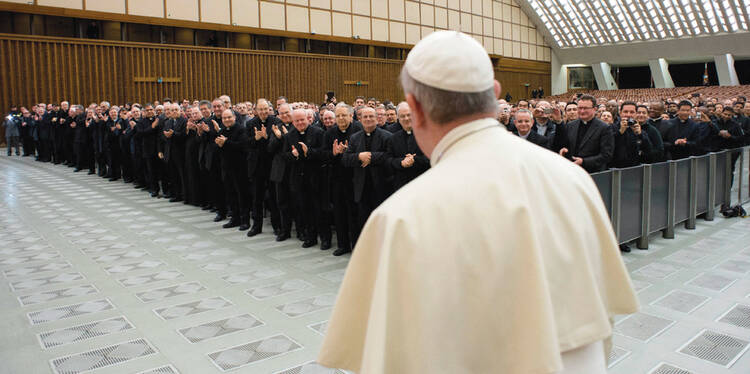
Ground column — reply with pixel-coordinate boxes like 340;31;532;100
591;62;618;90
648;58;675;88
714;54;740;86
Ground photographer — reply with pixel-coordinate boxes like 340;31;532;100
609;101;653;168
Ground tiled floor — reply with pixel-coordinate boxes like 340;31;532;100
1;153;750;374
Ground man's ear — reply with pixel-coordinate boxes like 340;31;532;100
406;94;424;130
494;80;502;99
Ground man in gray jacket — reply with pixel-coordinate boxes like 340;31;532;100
4;106;21;156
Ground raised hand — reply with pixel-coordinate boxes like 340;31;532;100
152;118;160;128
291;145;299;158
358;151;372;167
211;119;220;132
272;124;282;139
281;125;288;135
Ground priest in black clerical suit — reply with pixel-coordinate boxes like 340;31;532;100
281;109;329;249
386;116;429;191
342;107;393;239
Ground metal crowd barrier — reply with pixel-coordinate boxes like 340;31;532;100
591;146;750;249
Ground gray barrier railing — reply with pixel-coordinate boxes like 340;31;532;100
591;146;750;248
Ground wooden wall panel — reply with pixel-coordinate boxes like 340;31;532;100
0;33;550;141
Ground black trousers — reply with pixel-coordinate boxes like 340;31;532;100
38;138;52;161
74;142;88;169
168;155;186;199
292;179;331;243
251;167;280;230
144;155;160;193
224;167;249;223
107;146;121;179
332;181;358;250
275;177;296;234
208;163;226;214
22;136;35;156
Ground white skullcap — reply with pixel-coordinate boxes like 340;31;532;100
404;31;494;93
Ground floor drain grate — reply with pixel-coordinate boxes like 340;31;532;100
649;363;693;374
136;365;179;374
18;284;98;306
717;304;750;329
28;299;114;325
154;297;233;321
50;338;156;374
686;272;736;292
207;334;302;371
678;329;749;367
135;281;206;303
607;346;630;368
614;312;674;342
38;316;133;349
275;361;347;374
651;290;710;314
178;314;264;343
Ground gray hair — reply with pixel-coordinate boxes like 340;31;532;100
399;68;497;125
515;109;532;119
336;103;353;115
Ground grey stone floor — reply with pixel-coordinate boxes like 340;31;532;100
1;152;750;374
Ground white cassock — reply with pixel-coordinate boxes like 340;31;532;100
317;118;640;374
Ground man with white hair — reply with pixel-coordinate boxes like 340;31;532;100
319;31;638;374
282;108;329;249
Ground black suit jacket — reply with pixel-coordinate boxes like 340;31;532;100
161;116;187;162
661;118;700;160
247;115;282;177
342;127;393;202
268;122;293;183
386;129;430;190
562;118;614;173
136;116;161;158
519;131;550;149
281;126;326;191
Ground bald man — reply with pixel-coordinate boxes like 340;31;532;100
342;106;393;249
386;102;429;191
216;109;250;230
282;109;329;249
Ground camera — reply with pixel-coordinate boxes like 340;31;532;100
627;118;636;127
543;108;552;115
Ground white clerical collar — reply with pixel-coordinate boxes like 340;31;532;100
366;132;372;136
519;132;529;139
300;131;305;135
406;130;412;135
431;117;501;167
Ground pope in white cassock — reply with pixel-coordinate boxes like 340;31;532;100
318;31;639;374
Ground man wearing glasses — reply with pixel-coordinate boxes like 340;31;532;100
557;94;614;173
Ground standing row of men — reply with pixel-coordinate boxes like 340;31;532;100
4;97;429;256
502;95;750;173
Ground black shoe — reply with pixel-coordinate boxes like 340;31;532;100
238;223;250;231
275;232;290;242
213;214;226;222
88;170;95;175
169;197;182;203
73;168;81;172
273;228;281;236
247;226;262;237
333;248;352;256
150;191;159;198
223;220;240;229
619;244;631;253
210;207;217;213
201;205;211;210
302;239;318;248
108;177;118;181
296;231;305;241
320;240;331;250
